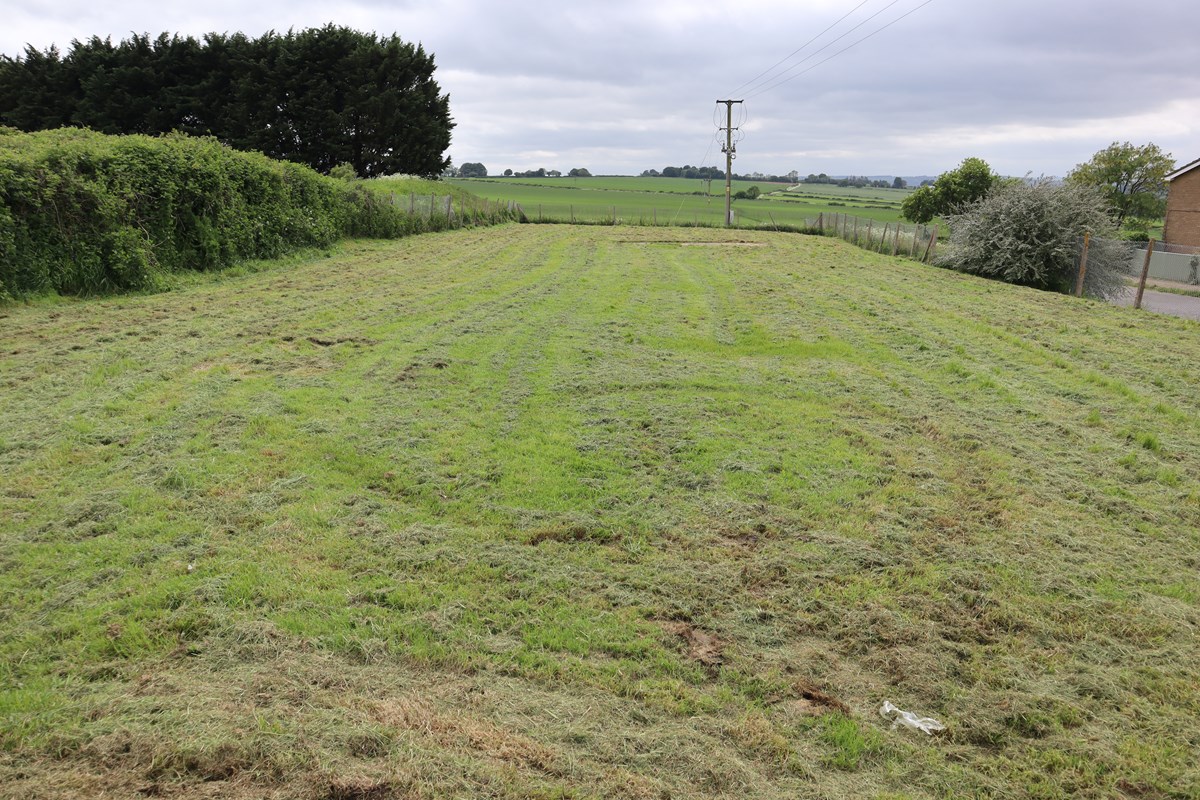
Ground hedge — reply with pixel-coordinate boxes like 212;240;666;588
0;127;474;299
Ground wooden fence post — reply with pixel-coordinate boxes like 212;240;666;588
1075;232;1091;297
866;220;873;248
922;229;937;263
818;212;824;231
1134;239;1155;309
409;194;415;214
891;224;901;256
880;224;889;254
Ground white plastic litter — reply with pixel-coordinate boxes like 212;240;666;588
879;701;945;735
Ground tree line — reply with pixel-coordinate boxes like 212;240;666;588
803;174;908;189
0;25;454;177
447;164;594;179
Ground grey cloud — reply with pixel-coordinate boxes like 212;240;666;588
3;0;1198;176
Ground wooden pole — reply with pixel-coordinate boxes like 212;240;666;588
880;223;889;253
910;224;920;258
922;228;937;263
891;224;900;256
1134;239;1156;309
818;212;824;231
409;194;415;213
1075;232;1091;297
852;216;859;244
866;220;873;249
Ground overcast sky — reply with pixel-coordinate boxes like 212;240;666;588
4;0;1199;177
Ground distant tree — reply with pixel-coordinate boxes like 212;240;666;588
1065;141;1174;226
892;176;907;189
458;162;488;178
941;179;1130;298
503;168;513;176
901;157;1000;224
662;166;682;178
745;186;761;199
568;167;592;177
547;169;561;177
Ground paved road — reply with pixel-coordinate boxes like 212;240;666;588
1112;287;1200;321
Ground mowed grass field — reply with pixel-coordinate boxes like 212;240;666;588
449;177;912;228
2;224;1199;799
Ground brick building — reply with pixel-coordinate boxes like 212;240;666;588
1164;158;1200;247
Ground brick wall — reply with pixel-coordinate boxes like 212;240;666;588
1164;167;1200;247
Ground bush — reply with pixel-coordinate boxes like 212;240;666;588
939;179;1132;299
0;128;453;298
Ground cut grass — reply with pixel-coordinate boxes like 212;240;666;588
1;225;1199;798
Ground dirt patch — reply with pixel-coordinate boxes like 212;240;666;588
793;678;850;715
396;360;450;382
678;242;768;247
663;622;724;670
307;336;378;348
526;524;619;546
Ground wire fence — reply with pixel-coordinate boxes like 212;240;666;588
386;194;946;264
814;212;940;263
382;192;523;226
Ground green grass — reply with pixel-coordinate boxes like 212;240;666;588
2;225;1199;798
451;176;913;228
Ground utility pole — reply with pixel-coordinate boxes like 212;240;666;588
717;99;743;226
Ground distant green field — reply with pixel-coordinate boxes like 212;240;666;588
464;175;785;195
449;177;912;227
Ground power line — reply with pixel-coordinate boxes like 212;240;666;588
744;0;936;101
737;0;907;99
725;0;872;98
